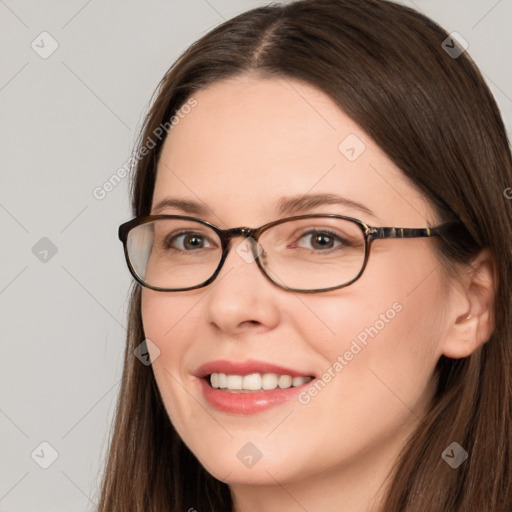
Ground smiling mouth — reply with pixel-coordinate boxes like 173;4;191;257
206;372;313;392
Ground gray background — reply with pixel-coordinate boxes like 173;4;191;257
1;1;511;511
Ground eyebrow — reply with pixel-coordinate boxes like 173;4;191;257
151;193;377;220
274;193;377;219
151;197;210;216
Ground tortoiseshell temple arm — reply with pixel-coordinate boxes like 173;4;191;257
367;222;461;241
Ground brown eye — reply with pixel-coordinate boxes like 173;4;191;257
295;229;349;251
165;231;214;251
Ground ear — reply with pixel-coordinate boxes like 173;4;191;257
441;248;496;359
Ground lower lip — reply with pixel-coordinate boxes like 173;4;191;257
199;377;313;414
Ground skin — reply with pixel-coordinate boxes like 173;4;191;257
141;74;495;512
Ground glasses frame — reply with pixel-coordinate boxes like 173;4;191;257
118;214;459;293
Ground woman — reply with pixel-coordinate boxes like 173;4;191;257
99;0;512;510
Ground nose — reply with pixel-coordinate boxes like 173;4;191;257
203;235;280;335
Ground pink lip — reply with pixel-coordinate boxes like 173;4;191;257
195;359;313;378
195;359;315;415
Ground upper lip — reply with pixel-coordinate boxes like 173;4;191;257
195;359;315;378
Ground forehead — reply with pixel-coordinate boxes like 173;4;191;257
152;75;433;227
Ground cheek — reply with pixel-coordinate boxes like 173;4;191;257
140;290;204;428
141;289;203;346
294;246;446;413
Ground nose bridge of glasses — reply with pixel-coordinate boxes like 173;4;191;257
220;226;264;264
223;226;256;243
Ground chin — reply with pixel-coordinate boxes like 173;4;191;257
179;432;317;487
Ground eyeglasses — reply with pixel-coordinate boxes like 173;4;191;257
118;214;459;293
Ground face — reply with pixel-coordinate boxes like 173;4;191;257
141;74;454;489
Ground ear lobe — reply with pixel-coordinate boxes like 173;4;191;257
442;313;480;359
441;249;496;360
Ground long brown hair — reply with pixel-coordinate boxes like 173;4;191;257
97;1;512;510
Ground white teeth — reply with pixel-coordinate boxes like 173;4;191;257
209;372;312;391
292;376;309;387
278;375;293;389
242;373;262;390
218;373;227;388
226;374;243;390
262;373;278;390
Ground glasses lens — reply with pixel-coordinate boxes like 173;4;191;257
258;217;366;291
126;218;222;289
